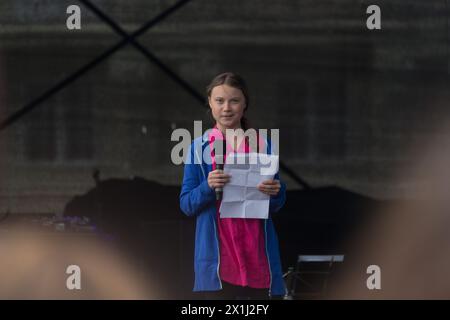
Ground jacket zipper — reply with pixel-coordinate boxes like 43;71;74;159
264;220;273;297
196;143;223;289
213;217;223;289
206;140;223;290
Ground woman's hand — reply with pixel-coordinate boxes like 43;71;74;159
208;169;231;189
257;179;281;196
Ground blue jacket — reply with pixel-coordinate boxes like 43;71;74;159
179;132;287;296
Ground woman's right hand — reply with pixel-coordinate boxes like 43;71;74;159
207;170;231;189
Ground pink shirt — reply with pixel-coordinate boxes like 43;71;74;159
208;127;270;288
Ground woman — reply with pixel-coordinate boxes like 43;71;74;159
179;72;287;299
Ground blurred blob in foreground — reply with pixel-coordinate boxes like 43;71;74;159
0;228;153;299
331;99;450;299
0;50;5;117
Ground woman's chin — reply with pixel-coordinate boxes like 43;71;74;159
219;120;239;129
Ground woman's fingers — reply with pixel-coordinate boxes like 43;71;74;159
257;179;280;188
208;170;231;189
210;175;230;182
210;170;230;178
209;173;282;195
257;179;281;195
262;179;280;185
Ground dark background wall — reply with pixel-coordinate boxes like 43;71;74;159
0;0;449;214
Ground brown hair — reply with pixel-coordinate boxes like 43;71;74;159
206;72;251;130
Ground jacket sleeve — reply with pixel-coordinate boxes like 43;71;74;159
269;172;286;213
266;138;286;213
179;143;215;217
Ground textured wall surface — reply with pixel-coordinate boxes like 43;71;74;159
0;0;449;213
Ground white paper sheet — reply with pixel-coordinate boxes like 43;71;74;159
219;153;279;219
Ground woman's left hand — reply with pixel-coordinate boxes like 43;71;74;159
257;179;281;196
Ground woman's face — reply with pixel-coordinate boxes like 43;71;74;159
209;84;246;131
